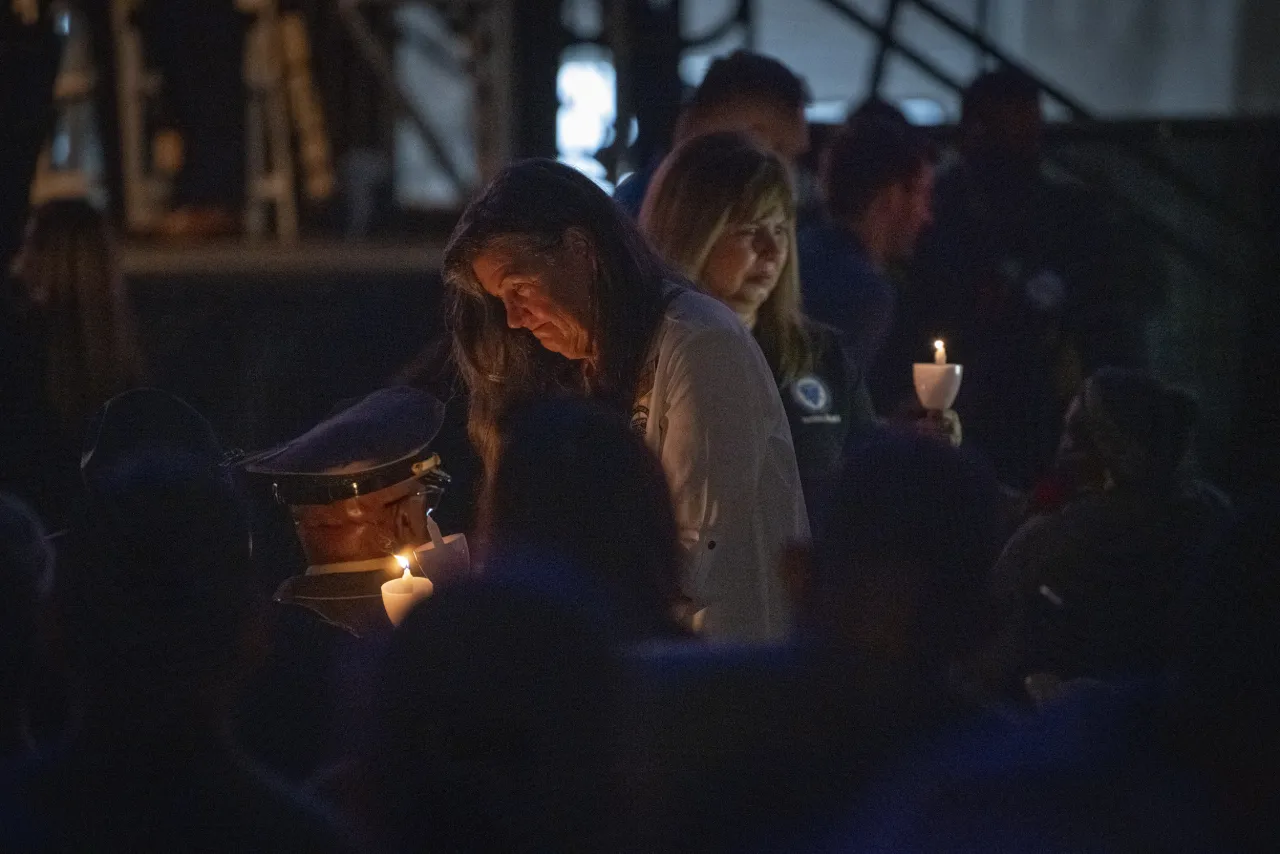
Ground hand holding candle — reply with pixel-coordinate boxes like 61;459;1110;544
382;553;434;627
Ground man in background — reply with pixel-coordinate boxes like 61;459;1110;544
136;0;247;237
910;67;1134;490
614;49;810;217
798;116;936;401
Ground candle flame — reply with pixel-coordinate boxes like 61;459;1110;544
395;553;410;573
934;339;945;352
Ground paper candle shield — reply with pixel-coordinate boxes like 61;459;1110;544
913;363;963;411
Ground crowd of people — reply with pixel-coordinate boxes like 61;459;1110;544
1;34;1277;852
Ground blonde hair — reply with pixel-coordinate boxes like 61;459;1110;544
640;131;811;380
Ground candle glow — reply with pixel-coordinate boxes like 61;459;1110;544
383;551;434;626
933;339;947;365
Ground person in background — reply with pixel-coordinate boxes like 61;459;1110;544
640;131;874;509
847;94;909;125
0;493;54;762
241;386;462;639
16;388;353;851
236;386;464;782
798;116;937;385
368;582;623;853
1163;503;1280;851
4;199;144;529
0;0;59;274
481;399;688;640
445;158;807;640
796;430;1005;722
980;369;1232;699
17;199;144;431
621;430;1006;851
909;67;1135;490
614;50;810;218
136;0;247;238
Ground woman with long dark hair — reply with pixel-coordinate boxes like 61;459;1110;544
444;159;807;639
5;199;144;527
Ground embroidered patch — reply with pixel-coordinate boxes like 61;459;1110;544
791;376;830;413
630;405;649;436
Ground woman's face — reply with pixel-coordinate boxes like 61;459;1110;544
472;231;596;361
700;205;789;324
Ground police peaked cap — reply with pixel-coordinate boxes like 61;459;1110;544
241;386;448;506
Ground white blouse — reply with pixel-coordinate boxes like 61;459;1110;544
634;288;810;640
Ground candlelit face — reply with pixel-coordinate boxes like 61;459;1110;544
292;476;432;566
472;230;596;361
701;205;789;324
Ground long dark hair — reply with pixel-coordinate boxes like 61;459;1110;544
19;200;144;433
442;159;672;477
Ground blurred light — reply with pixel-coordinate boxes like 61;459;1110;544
51;129;71;166
805;99;849;124
680;54;713;87
900;97;948;126
557;56;616;190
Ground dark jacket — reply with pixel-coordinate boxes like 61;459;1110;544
989;479;1233;686
797;219;898;373
774;321;876;510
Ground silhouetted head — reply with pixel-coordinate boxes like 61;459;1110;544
676;50;811;164
822;117;937;261
847;95;908;126
1057;368;1199;492
371;582;621;853
802;430;1004;679
960;66;1043;170
481;399;684;640
65;391;253;710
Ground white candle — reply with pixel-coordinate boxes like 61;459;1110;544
382;554;434;627
934;339;947;365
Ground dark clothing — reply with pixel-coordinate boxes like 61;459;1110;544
613;157;660;219
831;681;1229;852
0;5;59;270
797;218;897;376
137;0;246;207
8;737;354;853
275;568;398;638
908;161;1129;489
235;598;374;782
989;480;1233;687
776;321;875;509
620;641;979;852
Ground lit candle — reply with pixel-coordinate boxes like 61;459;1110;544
934;339;947;365
382;553;434;627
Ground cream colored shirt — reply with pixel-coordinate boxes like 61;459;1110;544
634;288;809;640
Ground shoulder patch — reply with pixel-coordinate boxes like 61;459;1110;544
791;375;831;413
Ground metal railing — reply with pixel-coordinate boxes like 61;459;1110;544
807;0;1260;276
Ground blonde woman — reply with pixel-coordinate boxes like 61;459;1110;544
641;131;875;504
